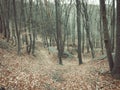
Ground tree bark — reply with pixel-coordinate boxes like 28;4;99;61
13;0;21;55
100;0;114;71
55;0;63;65
0;15;3;33
112;0;120;79
111;0;115;52
99;17;104;55
82;0;95;58
76;0;83;64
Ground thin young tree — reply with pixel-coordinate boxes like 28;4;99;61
13;0;21;55
81;0;95;58
27;0;33;54
111;0;115;52
55;0;63;65
76;0;83;64
0;0;7;38
99;16;104;55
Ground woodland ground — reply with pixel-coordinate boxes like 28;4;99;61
0;39;120;90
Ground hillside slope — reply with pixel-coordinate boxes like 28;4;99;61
0;42;120;90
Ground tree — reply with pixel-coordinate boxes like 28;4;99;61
76;0;83;64
62;0;72;51
6;0;11;41
0;9;3;34
81;0;95;58
99;0;114;71
0;0;7;38
71;7;76;47
111;0;115;52
32;0;39;55
99;16;104;55
13;0;21;55
112;0;120;79
55;0;63;65
20;0;29;53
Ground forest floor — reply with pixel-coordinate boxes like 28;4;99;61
0;39;120;90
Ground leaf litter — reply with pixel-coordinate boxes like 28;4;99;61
0;47;120;90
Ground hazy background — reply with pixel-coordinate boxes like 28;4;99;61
48;0;113;5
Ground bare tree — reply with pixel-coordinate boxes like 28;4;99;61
111;0;115;52
76;0;83;64
55;0;63;65
81;0;95;58
99;0;113;71
13;0;21;55
112;0;120;79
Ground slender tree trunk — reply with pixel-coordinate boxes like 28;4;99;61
55;0;63;65
64;5;71;51
6;0;10;42
0;1;7;38
32;0;39;55
82;1;95;58
100;0;114;71
0;15;3;33
11;22;16;46
86;38;90;53
99;15;104;54
72;9;76;46
13;0;21;55
27;0;33;54
21;0;29;52
76;0;83;64
111;0;115;52
82;28;85;53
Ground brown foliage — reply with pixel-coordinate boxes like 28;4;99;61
0;46;120;90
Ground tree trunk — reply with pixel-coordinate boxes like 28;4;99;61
112;0;120;79
0;1;7;38
99;15;104;55
72;9;76;46
76;0;83;64
100;0;114;71
55;0;63;65
21;0;29;53
6;0;10;42
82;1;95;58
13;0;21;55
82;28;85;53
0;15;3;33
27;0;33;54
111;0;115;52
